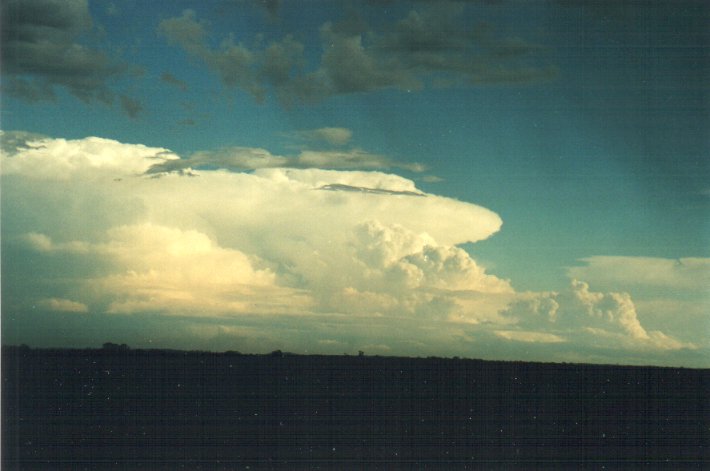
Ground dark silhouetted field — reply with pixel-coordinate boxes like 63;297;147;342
3;346;708;469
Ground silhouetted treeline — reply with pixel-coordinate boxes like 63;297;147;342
3;345;708;469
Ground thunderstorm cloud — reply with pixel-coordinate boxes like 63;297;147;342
1;132;703;364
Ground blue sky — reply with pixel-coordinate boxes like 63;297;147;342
2;0;708;366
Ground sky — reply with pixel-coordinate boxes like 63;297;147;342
1;0;708;367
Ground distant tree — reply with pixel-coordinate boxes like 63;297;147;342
358;350;365;357
270;349;283;357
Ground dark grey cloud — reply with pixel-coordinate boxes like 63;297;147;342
158;10;264;100
257;0;281;19
370;5;555;85
554;0;658;20
146;146;286;174
1;0;138;111
145;143;424;175
259;35;305;90
319;183;425;197
120;95;143;119
3;77;56;102
0;130;50;155
314;21;418;95
147;127;422;173
161;72;189;91
218;0;282;20
158;2;557;105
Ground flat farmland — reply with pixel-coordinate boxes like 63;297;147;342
3;347;708;469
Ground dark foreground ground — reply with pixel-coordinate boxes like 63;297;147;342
3;346;708;469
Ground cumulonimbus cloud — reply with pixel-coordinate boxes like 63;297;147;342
2;133;504;322
1;132;699;360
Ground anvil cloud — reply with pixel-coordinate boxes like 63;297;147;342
2;132;702;365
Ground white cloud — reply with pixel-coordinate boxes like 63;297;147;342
24;232;55;252
633;298;709;346
495;330;565;344
1;133;178;180
98;225;311;316
308;220;515;321
501;280;694;351
567;256;709;350
4;134;503;323
293;127;353;146
23;232;90;253
3;133;702;363
25;224;312;317
568;279;648;340
569;256;710;292
361;344;392;353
